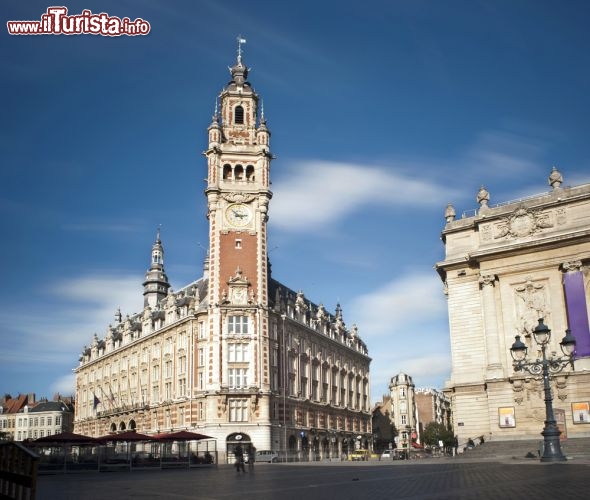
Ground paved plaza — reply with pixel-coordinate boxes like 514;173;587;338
36;458;590;500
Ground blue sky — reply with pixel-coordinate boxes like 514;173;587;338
2;0;590;404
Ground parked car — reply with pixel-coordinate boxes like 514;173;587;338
381;450;393;459
255;450;279;463
349;449;370;461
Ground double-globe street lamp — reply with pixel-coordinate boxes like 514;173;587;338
510;318;576;462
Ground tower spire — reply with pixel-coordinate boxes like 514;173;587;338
142;227;171;308
236;35;246;64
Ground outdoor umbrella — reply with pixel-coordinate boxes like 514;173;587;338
153;430;212;441
32;431;98;445
97;430;153;443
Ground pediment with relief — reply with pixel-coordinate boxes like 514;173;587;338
481;206;558;242
224;267;252;305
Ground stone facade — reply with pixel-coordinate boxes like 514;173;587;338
74;46;372;462
436;169;590;446
15;401;74;441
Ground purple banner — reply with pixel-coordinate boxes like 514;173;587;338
563;271;590;357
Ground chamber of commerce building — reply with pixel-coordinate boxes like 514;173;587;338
74;47;372;462
436;169;590;447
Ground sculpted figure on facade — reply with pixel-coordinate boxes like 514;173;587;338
514;278;548;336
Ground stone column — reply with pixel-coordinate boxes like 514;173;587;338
479;273;503;378
561;261;590;357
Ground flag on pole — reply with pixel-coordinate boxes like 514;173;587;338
93;394;100;410
238;37;247;44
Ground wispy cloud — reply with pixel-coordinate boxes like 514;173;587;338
345;272;451;396
0;275;142;365
348;273;447;338
271;160;461;232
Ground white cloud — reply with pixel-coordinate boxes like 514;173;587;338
50;374;76;397
344;273;451;401
464;130;543;177
0;274;142;365
271;161;460;232
348;273;447;338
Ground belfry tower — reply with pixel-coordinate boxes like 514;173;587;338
203;39;273;402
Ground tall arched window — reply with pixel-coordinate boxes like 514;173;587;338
235;165;244;180
234;105;244;124
223;164;232;180
246;165;255;181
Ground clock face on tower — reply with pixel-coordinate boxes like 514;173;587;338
225;203;252;227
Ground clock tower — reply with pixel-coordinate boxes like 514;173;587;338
203;41;273;403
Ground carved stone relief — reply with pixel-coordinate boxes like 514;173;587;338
493;207;554;240
514;277;549;336
222;192;256;204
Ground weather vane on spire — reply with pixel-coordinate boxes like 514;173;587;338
236;35;247;63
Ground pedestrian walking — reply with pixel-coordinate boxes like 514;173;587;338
234;444;245;472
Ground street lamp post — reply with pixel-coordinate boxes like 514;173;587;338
510;318;576;462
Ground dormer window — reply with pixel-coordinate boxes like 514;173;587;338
234;105;244;124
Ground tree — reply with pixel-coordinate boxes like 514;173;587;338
421;422;454;449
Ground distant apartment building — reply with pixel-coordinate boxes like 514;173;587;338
414;387;451;436
14;400;74;441
0;394;30;440
372;374;452;452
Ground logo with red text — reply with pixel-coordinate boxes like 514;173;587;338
7;7;150;36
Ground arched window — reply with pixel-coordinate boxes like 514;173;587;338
235;165;244;180
223;164;232;180
234;106;244;124
246;165;255;181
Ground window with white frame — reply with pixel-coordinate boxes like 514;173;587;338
198;348;205;367
198;321;206;339
228;343;249;362
229;398;248;422
228;368;248;388
178;356;186;374
401;414;407;425
228;315;248;335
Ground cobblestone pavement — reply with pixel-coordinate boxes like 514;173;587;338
36;459;590;500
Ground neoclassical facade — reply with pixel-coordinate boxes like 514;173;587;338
436;168;590;445
74;46;372;461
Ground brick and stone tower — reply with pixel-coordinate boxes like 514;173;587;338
202;38;273;411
